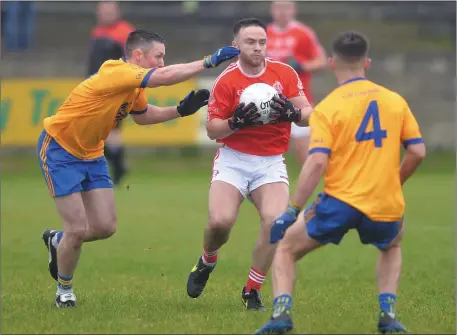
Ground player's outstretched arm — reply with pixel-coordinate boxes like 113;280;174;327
146;47;240;88
131;89;209;125
400;142;426;185
206;102;261;140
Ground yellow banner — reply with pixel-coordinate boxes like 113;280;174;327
0;79;199;146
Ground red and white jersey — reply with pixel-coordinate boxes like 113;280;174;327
266;21;322;103
207;59;305;156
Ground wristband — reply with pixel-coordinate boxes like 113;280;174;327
290;202;302;212
203;56;213;69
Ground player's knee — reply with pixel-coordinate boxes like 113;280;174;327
86;208;117;239
207;213;235;233
95;216;117;239
65;225;87;247
99;223;117;239
276;239;296;258
61;210;89;246
260;211;282;229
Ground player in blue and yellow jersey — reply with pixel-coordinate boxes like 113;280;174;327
38;29;239;308
256;31;426;334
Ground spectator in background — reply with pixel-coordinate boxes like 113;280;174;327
3;1;36;51
267;0;326;166
88;1;135;186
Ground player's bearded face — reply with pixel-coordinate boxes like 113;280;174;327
235;26;267;67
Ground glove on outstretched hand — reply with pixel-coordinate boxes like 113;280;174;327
203;47;240;68
177;89;210;117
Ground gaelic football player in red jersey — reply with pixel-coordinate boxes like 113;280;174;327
186;18;313;310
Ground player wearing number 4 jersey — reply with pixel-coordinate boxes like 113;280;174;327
186;18;313;310
38;29;239;308
256;31;426;334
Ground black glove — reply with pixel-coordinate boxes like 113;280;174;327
228;102;263;130
177;89;210;117
270;94;302;123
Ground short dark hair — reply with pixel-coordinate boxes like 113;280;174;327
332;31;369;63
125;29;165;57
233;18;267;37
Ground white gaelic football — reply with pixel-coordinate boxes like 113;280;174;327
239;83;279;124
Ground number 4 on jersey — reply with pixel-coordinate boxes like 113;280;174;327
355;100;387;148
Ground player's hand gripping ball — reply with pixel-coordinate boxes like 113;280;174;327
228;102;263;130
270;93;302;123
270;205;300;244
239;83;281;124
203;46;240;68
177;89;210;117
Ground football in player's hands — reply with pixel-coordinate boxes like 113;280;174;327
177;89;210;117
228;102;263;130
240;83;280;124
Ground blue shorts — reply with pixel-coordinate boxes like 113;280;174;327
305;193;402;250
37;130;113;197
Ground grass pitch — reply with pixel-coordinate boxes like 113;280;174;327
1;151;455;334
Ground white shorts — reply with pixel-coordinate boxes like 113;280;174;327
211;145;289;199
290;123;310;138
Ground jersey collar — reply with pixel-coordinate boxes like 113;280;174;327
339;77;367;86
121;56;127;62
237;60;267;78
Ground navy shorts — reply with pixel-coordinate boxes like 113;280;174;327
305;193;402;250
37;130;113;197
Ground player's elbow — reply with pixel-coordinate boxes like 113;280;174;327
309;153;328;171
206;126;218;140
206;120;223;140
131;113;148;125
406;143;426;161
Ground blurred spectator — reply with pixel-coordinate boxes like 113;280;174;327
88;1;135;186
88;1;134;75
3;1;36;51
267;0;326;166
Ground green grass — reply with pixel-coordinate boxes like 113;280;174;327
1;151;455;334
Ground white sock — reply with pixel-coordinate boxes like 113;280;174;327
57;286;74;296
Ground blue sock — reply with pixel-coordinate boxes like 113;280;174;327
272;294;293;318
56;231;63;243
379;293;396;315
57;273;73;292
